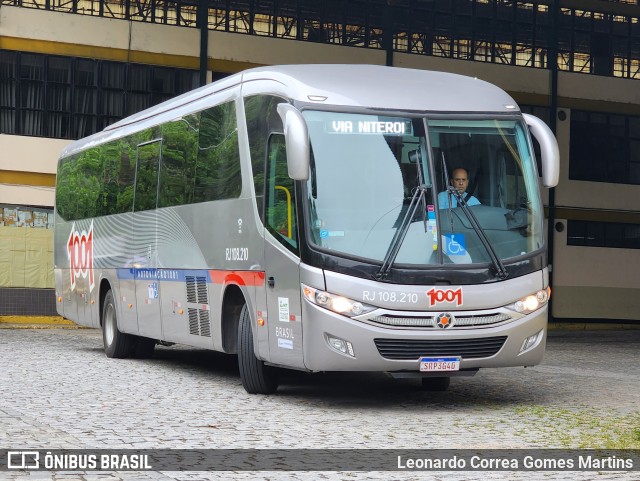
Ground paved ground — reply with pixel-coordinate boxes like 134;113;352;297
0;326;638;481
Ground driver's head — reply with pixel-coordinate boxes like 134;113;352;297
450;167;470;194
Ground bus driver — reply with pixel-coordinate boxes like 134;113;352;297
437;167;480;208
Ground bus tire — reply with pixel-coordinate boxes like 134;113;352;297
238;304;278;394
102;290;135;359
421;376;451;391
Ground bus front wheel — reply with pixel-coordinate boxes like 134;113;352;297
237;304;279;394
102;290;135;359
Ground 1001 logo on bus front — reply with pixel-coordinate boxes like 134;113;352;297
67;221;94;292
426;287;463;307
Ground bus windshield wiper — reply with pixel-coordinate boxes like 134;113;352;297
447;186;509;280
375;184;429;281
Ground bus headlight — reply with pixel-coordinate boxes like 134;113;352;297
507;287;550;315
302;284;376;317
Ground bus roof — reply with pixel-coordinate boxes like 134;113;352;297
62;65;519;157
242;64;518;113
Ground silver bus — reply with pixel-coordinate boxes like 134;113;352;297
54;64;560;394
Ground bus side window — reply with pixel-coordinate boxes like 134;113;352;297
194;101;241;203
266;134;298;252
134;140;162;212
244;94;288;222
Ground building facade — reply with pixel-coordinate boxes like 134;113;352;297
0;0;639;320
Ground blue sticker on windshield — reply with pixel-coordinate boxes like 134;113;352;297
444;234;467;256
319;229;329;239
427;211;436;220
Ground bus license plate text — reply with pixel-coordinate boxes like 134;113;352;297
420;357;460;372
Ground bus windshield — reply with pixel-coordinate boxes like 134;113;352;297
302;110;544;268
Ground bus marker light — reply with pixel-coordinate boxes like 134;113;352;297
327;335;355;358
57;297;62;303
537;288;550;303
258;318;265;327
520;329;544;354
128;303;133;309
330;338;345;352
178;309;184;315
316;292;330;306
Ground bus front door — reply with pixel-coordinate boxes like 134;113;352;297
264;134;304;368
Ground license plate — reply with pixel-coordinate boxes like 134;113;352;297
420;356;460;372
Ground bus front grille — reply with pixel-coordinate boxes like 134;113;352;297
369;312;512;328
373;336;507;360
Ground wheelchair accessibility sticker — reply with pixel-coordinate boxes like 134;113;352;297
443;234;467;256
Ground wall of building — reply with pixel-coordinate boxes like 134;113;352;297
552;223;640;319
0;134;70;206
0;6;200;68
0;6;385;71
548;104;640;320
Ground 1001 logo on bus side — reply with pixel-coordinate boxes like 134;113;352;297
67;221;94;292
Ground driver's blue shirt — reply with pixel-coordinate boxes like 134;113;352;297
437;191;480;208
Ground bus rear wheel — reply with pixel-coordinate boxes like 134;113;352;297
237;304;279;394
102;290;135;358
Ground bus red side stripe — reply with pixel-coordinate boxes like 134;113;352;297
209;270;265;287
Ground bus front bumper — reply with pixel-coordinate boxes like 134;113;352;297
301;302;547;373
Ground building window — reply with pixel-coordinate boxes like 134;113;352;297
570;110;640;185
568;220;640;249
3;1;639;79
0;51;18;134
0;50;198;140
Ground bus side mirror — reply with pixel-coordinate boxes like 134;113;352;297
523;113;559;188
277;104;310;181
